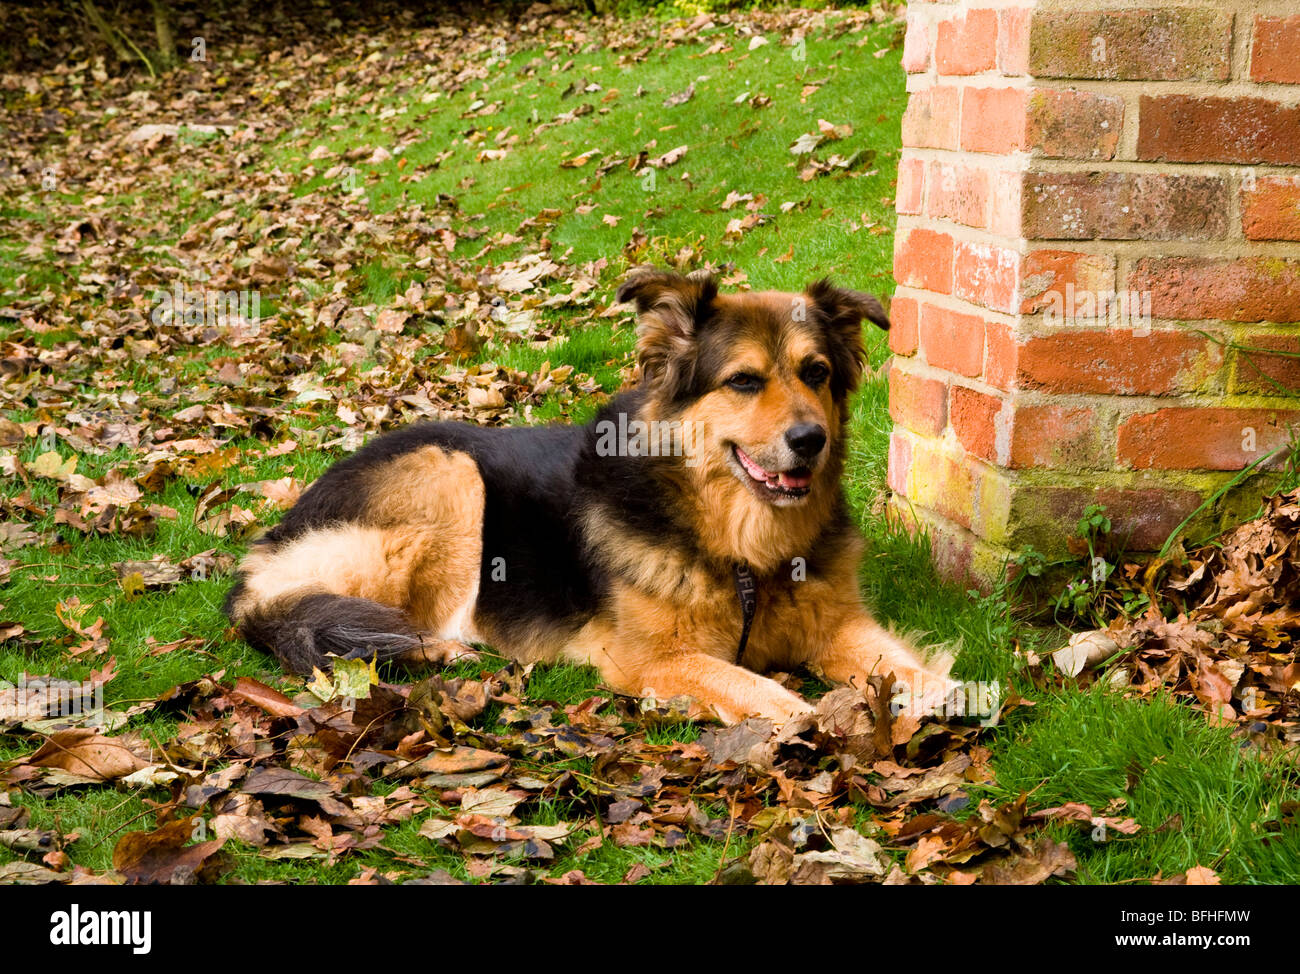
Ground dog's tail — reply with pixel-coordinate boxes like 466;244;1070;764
225;582;424;675
223;526;429;674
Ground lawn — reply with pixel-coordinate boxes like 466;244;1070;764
0;2;1295;885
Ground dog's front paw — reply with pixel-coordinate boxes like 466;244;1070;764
888;668;964;721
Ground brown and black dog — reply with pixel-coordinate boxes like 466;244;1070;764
225;268;956;725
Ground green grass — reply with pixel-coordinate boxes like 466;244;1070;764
268;19;904;294
2;9;1296;885
979;687;1300;884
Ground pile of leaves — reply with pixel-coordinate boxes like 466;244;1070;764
1;658;1108;885
4;4;753;469
1037;489;1300;746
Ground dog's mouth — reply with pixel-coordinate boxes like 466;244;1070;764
731;445;813;502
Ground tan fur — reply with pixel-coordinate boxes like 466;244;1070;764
369;447;484;639
565;580;811;725
562;523;952;725
578;506;710;603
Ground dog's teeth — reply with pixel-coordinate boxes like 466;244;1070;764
778;470;812;489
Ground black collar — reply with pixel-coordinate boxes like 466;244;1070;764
733;563;758;664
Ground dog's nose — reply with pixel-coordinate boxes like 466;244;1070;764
784;423;826;460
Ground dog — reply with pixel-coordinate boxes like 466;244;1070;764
224;268;956;725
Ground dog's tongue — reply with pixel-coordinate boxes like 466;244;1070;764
736;447;775;482
736;447;811;489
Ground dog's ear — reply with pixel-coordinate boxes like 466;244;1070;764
805;279;890;396
618;267;717;400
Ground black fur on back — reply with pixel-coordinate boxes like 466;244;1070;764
265;419;580;544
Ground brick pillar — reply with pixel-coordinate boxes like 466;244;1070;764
890;0;1300;585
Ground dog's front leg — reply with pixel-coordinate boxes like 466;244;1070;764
599;649;812;727
638;653;813;726
814;613;958;717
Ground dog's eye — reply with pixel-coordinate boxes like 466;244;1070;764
801;363;830;387
725;372;763;393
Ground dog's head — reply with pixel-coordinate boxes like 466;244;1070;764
617;267;890;509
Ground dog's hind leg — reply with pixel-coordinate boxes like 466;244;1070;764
238;590;478;675
227;445;487;674
226;529;479;674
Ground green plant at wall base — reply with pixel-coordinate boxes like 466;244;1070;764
1075;504;1111;544
1270;436;1300;498
1015;436;1300;630
1011;505;1150;628
1012;544;1046;582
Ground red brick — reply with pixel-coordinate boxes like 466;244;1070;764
902;85;962;150
1138;95;1300;166
988;168;1023;237
1029;9;1231;81
1008;404;1106;469
1233;335;1300;395
983;321;1018;390
1241;175;1300;241
1026;89;1123;160
953;241;1019;314
1020;171;1228;241
1252;15;1300;84
887;430;912;495
894;227;954;294
1118;408;1300;471
1035;283;1154;333
1015;330;1222;395
1020;250;1116;315
936;9;998;76
926;161;989;229
1129;257;1300;324
961;87;1027;154
889;295;919;356
950;385;1004;462
888;362;948;437
998;7;1031;76
895;157;924;216
920;303;986;376
1010;487;1203;551
902;16;931;74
